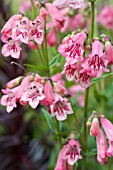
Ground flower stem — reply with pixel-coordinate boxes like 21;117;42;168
30;0;36;18
82;2;95;170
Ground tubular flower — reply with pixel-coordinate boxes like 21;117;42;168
50;94;73;121
0;86;20;113
20;82;45;109
96;129;108;165
45;3;65;29
55;139;82;170
81;40;109;78
90;118;100;136
58;32;86;63
105;41;113;65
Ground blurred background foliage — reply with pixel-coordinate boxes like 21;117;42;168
0;0;113;170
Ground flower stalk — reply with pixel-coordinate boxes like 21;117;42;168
82;1;95;170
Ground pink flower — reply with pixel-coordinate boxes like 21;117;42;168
100;117;113;142
98;6;113;30
20;82;45;109
1;14;22;41
12;17;30;44
77;69;92;88
55;139;82;170
6;76;23;89
81;40;109;78
96;129;108;165
29;16;44;44
105;41;113;65
61;62;79;81
0;86;20;113
90;118;100;136
107;141;113;157
45;3;65;29
43;81;54;106
2;40;22;59
50;94;73;121
58;32;86;63
53;0;84;9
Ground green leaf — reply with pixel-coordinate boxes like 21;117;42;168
49;54;61;68
46;27;52;34
83;149;97;157
24;64;49;72
92;73;113;84
42;109;56;134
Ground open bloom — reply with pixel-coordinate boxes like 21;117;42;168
0;87;20;113
58;32;86;63
50;94;73;121
55;139;82;170
81;40;109;78
29;16;44;44
20;82;45;109
2;40;22;59
61;62;79;81
77;69;92;88
96;129;108;165
12;17;30;44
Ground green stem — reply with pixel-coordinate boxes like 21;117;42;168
90;1;95;41
53;118;62;149
30;0;36;18
82;2;95;170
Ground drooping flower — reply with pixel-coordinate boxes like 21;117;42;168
2;40;22;59
100;117;113;142
105;41;113;65
90;118;100;136
50;93;73;121
81;40;109;78
96;129;108;165
20;82;45;109
107;141;113;157
58;32;86;63
55;139;82;170
45;3;65;29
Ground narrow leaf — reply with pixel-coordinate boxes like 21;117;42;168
46;27;52;34
49;54;61;68
24;64;49;72
92;73;113;84
42;109;56;134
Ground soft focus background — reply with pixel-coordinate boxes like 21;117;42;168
0;0;113;170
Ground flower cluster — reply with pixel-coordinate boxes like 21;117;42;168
0;73;73;121
55;139;82;170
1;3;66;59
58;31;113;88
87;112;113;165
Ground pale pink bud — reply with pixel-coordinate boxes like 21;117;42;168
43;81;54;105
40;7;48;20
6;76;23;89
90;118;100;136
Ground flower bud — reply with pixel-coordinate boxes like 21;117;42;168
90;118;100;136
6;76;23;89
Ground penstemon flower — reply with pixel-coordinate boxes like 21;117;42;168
55;139;82;169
